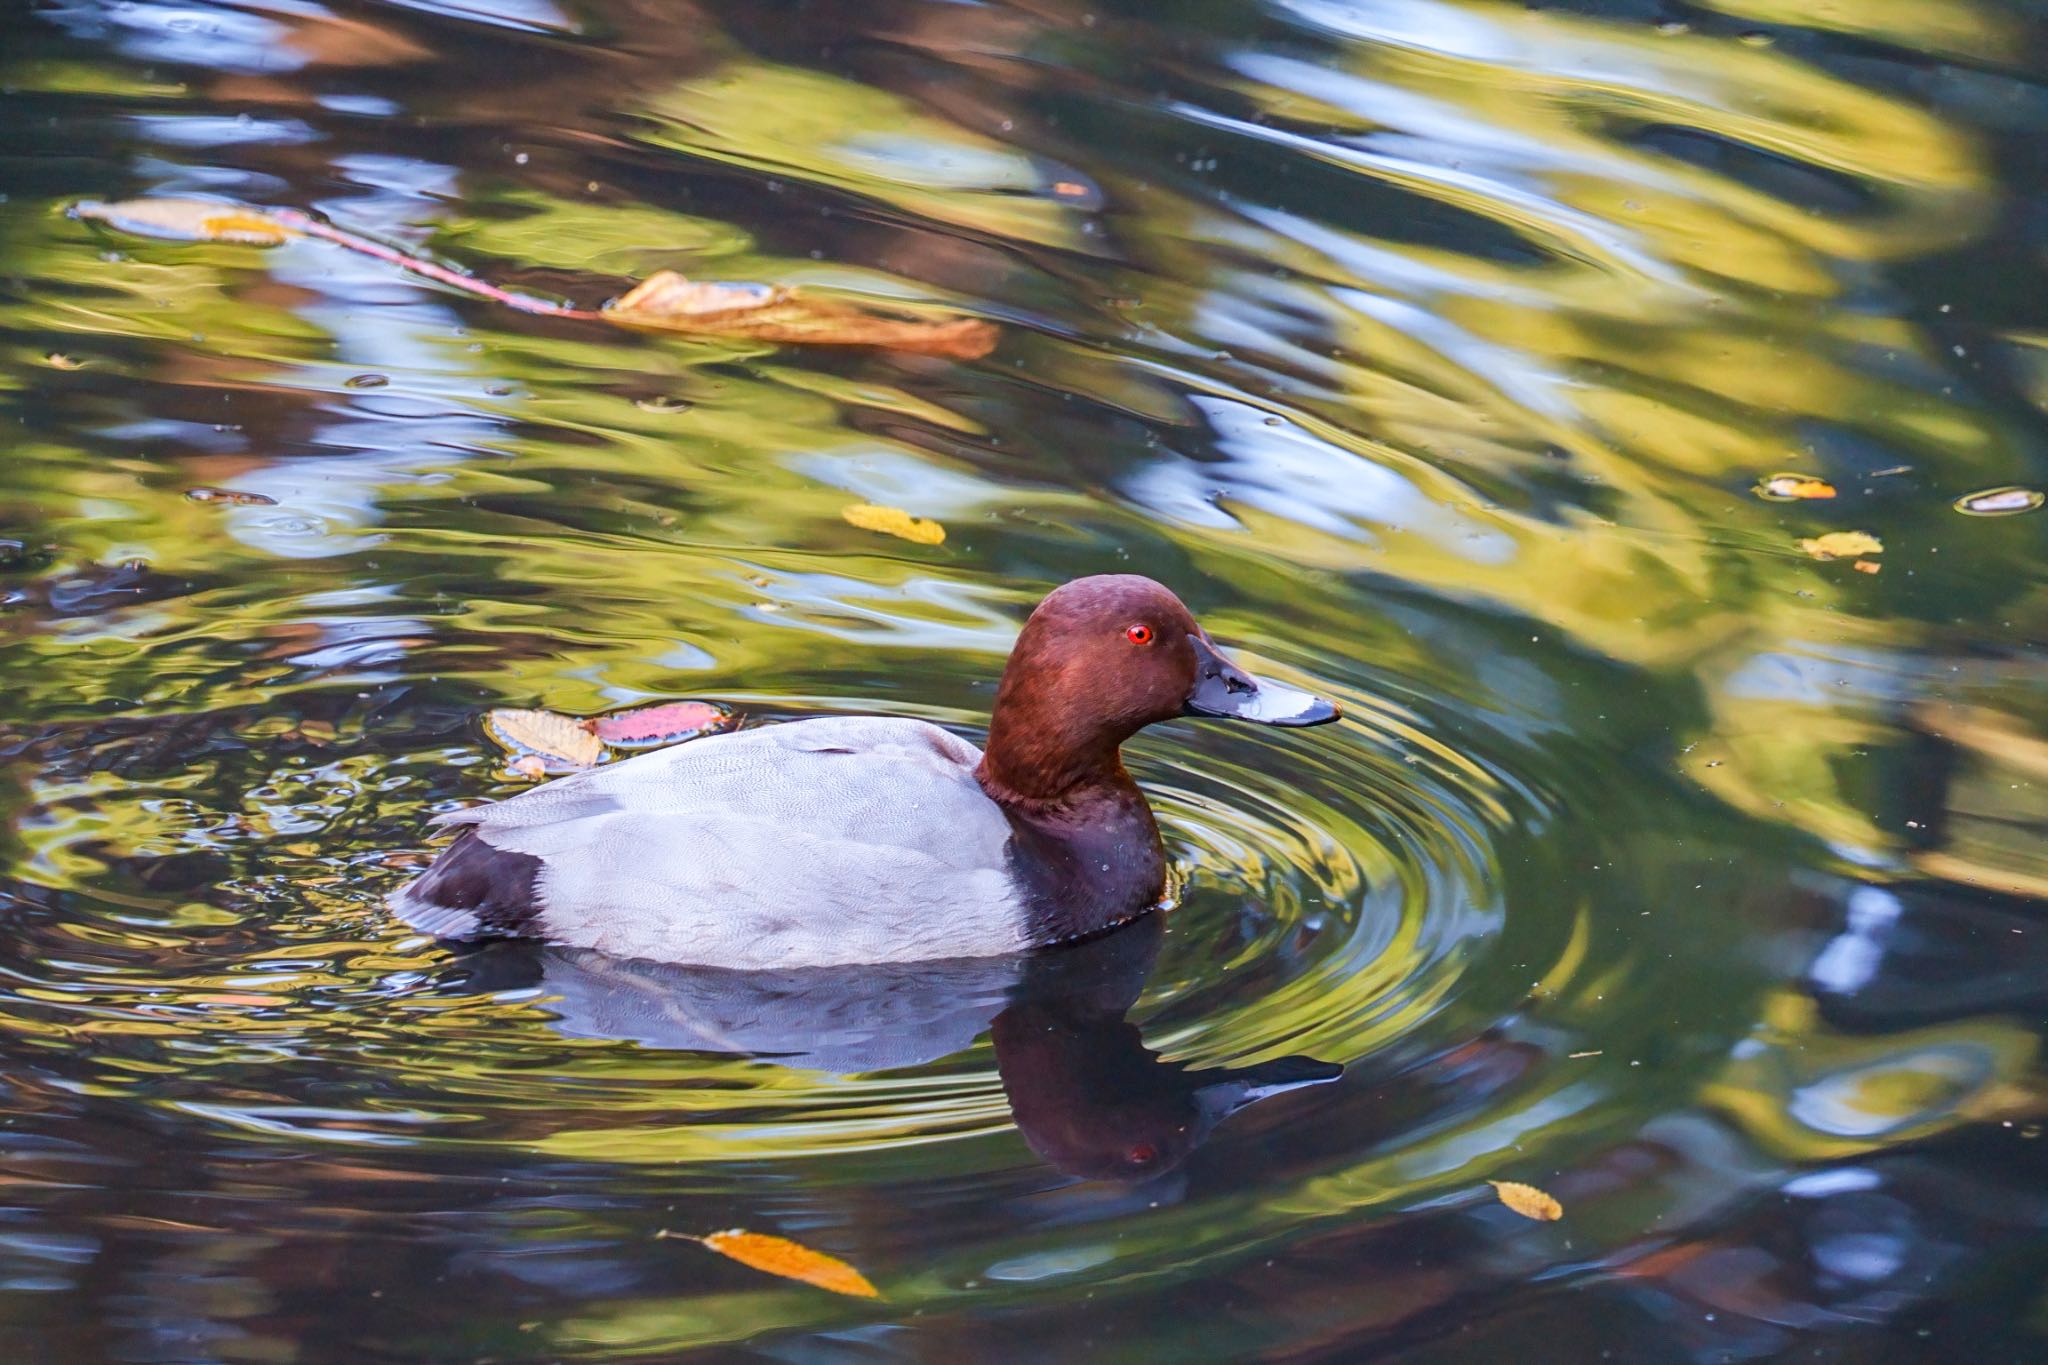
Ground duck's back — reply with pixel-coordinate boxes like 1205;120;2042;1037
392;717;1028;968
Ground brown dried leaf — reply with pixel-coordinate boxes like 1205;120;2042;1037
605;269;996;360
73;197;299;246
1799;530;1884;560
1488;1180;1563;1221
680;1228;880;1299
1754;473;1837;501
484;708;602;772
186;487;278;506
842;503;946;545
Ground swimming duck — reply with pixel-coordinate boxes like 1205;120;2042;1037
392;574;1339;968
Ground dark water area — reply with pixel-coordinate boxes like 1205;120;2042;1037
3;0;2048;1359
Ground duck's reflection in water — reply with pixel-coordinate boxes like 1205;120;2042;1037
440;916;1340;1181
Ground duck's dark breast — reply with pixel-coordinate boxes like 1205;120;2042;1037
1005;787;1167;946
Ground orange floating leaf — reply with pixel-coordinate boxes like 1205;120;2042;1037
593;700;735;748
1488;1180;1563;1221
604;269;996;360
1754;473;1837;501
73;197;299;246
679;1228;880;1299
1799;530;1883;560
1852;559;1882;574
842;503;946;546
484;708;602;772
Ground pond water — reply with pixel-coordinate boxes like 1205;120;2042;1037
4;0;2048;1359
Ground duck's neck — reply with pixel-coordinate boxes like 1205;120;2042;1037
976;703;1129;807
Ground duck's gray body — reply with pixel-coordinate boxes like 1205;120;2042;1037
392;718;1034;970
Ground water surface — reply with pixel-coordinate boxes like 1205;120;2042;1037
2;0;2047;1359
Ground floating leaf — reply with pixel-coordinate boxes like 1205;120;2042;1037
669;1228;880;1299
1799;530;1884;560
842;503;946;545
1852;559;1882;574
484;708;602;772
593;700;736;749
1488;1180;1563;1221
186;487;278;506
1954;486;2043;517
506;755;548;780
605;270;996;360
1754;473;1837;501
73;197;299;246
44;353;85;370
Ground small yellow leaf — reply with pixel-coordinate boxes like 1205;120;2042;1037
687;1229;880;1299
73;197;299;246
842;503;946;546
1488;1180;1563;1221
484;708;603;772
605;269;996;360
1754;473;1837;501
1799;531;1884;560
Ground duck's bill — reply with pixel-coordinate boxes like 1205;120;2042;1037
1184;636;1342;727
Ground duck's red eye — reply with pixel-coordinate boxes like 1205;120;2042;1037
1125;624;1154;646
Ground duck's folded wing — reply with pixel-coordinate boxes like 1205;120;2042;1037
399;719;1025;967
434;716;994;853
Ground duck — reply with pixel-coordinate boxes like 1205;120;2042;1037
391;574;1339;969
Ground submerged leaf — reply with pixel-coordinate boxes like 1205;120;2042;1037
186;487;278;506
484;708;603;772
1754;473;1837;501
1488;1180;1563;1221
681;1228;880;1299
605;270;996;360
1954;486;2044;517
842;503;946;546
73;197;299;246
1799;530;1884;560
593;700;735;748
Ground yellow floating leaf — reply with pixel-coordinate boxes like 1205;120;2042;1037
1755;473;1837;501
1852;559;1882;574
682;1228;880;1299
484;708;602;772
1799;530;1884;560
605;269;995;360
73;197;298;246
1488;1180;1563;1221
842;503;946;546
